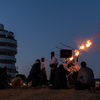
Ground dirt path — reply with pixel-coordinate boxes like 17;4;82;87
0;87;100;100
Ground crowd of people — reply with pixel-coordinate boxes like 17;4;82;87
28;51;95;90
0;51;95;90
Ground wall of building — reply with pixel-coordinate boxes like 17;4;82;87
0;24;17;77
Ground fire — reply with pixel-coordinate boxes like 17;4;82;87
79;44;85;50
79;40;92;50
69;56;73;61
86;40;92;47
74;50;79;56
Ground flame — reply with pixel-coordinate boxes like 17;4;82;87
74;50;79;56
69;56;73;61
79;44;85;50
86;40;92;47
79;40;92;50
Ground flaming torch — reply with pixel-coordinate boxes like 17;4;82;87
79;43;85;50
74;50;79;56
86;40;92;48
69;56;74;61
68;56;74;65
74;50;80;65
79;40;92;51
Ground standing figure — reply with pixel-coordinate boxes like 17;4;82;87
30;59;41;89
0;67;6;89
49;51;58;86
50;64;71;89
41;57;47;87
75;61;95;90
0;65;11;89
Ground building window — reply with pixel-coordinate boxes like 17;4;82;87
0;42;17;48
0;59;15;64
0;50;15;56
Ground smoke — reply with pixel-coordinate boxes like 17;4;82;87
91;31;100;39
91;43;100;52
75;38;88;51
94;43;100;50
75;31;100;53
90;31;100;52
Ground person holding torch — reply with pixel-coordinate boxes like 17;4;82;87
67;51;80;84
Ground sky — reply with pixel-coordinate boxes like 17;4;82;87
0;0;100;79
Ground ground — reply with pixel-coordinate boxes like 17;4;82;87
0;87;100;100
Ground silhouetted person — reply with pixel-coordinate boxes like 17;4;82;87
49;51;58;86
50;64;71;89
75;61;95;90
0;65;11;89
41;57;47;87
0;67;6;89
30;59;41;89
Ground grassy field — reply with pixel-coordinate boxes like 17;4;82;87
0;87;100;100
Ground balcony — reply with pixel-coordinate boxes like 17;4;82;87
0;46;17;53
0;38;17;45
0;55;16;61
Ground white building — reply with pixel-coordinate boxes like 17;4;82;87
0;24;17;77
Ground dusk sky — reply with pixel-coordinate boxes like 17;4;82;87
0;0;100;79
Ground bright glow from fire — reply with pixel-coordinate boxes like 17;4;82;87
74;50;79;56
69;56;73;61
86;40;92;47
79;44;85;50
79;40;92;50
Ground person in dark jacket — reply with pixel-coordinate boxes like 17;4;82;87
50;64;71;89
75;61;95;90
30;59;41;88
